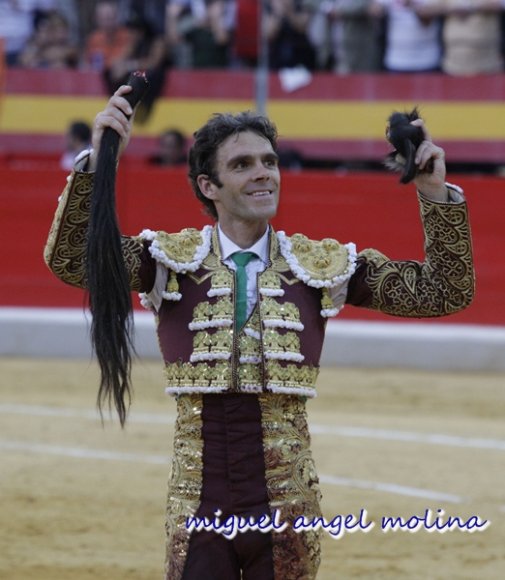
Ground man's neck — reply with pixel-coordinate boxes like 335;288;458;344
218;220;269;249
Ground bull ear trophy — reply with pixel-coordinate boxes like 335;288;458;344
384;107;434;184
86;71;149;426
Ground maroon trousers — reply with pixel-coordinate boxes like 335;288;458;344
181;394;275;580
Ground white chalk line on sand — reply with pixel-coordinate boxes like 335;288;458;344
0;440;168;465
0;403;491;505
318;475;462;504
1;403;505;452
0;438;463;504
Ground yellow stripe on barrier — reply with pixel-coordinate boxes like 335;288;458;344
1;95;505;140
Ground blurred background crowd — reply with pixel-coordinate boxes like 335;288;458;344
3;0;505;172
2;0;505;76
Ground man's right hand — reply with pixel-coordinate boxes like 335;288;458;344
89;85;135;170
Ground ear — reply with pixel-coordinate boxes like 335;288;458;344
197;174;219;201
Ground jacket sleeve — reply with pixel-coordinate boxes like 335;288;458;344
345;192;475;317
43;170;156;292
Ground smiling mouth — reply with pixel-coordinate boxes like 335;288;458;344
248;190;272;197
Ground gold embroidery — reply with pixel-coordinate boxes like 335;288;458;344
268;233;291;272
208;269;233;293
192;329;233;357
258;395;322;579
212;296;234;319
166;270;180;295
44;172;144;290
166;228;324;396
164;395;204;580
43;172;93;289
246;307;262;336
156;228;204;265
259;270;283;291
201;251;221;270
238;333;261;358
363;197;474;317
261;296;303;326
290;233;351;281
191;301;213;322
266;361;318;391
208;363;230;388
190;297;234;326
165;396;322;579
263;329;301;354
321;287;334;311
164;361;230;390
238;362;263;386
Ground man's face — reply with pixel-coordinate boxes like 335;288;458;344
198;131;280;230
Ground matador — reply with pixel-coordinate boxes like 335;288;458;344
44;86;474;580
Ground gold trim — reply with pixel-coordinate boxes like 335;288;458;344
164;395;204;580
259;395;322;579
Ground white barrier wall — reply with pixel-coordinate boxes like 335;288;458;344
1;308;505;372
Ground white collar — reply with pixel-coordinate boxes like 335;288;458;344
217;224;270;264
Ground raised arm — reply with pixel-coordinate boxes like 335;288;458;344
43;85;156;293
346;119;474;317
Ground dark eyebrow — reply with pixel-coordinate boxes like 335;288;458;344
226;154;251;168
226;152;279;169
264;152;279;164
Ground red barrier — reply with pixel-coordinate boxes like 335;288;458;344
0;167;502;325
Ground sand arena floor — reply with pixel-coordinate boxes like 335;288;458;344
1;358;504;580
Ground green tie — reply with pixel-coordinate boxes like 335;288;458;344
231;251;256;330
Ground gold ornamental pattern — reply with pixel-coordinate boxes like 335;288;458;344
362;197;474;317
155;228;207;265
290;234;351;280
164;395;204;580
164;361;231;393
259;394;322;579
43;172;93;288
43;171;144;290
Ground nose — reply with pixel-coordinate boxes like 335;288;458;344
252;160;272;181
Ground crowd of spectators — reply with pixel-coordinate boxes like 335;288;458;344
2;0;505;76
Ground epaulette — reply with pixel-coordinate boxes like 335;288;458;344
277;231;357;288
139;226;213;273
357;248;389;268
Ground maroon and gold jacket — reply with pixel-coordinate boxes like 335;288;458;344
44;169;475;580
44;170;475;399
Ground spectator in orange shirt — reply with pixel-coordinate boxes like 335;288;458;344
103;13;168;122
84;0;132;71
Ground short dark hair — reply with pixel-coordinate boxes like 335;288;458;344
161;128;186;149
188;111;278;220
69;121;91;144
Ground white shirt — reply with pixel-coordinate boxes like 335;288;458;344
218;225;270;320
378;0;442;72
